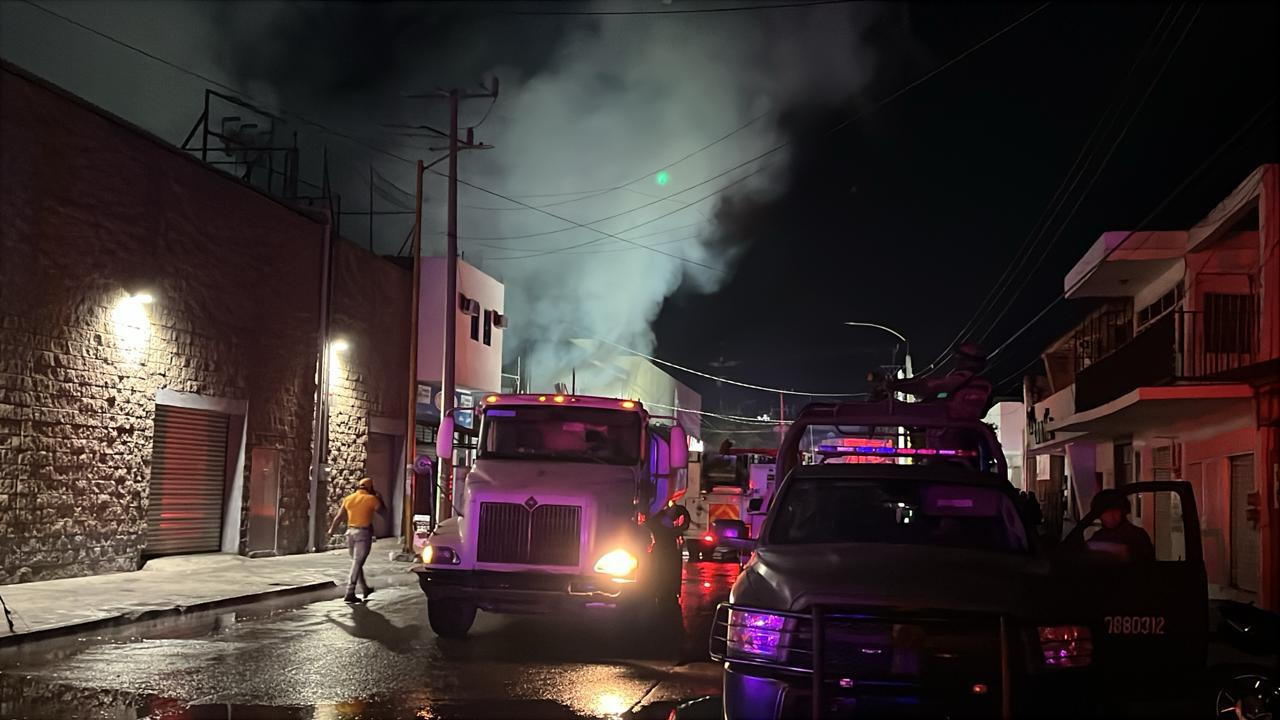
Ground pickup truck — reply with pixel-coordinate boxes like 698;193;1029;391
707;399;1210;718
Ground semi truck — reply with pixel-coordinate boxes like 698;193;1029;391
412;393;689;638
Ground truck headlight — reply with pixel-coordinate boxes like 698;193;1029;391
422;545;460;565
594;549;638;578
727;609;787;661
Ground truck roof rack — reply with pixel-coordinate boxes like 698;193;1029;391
776;398;1005;483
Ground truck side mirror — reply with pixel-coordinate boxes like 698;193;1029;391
436;415;454;460
669;426;688;469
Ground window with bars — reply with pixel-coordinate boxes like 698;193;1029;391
1203;293;1255;353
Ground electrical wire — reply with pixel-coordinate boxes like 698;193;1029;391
982;97;1276;362
973;2;1202;346
433;169;730;273
18;0;424;171
24;0;1047;272
589;337;866;397
455;109;772;210
499;0;857;17
451;2;1051;248
912;2;1181;377
645;400;793;425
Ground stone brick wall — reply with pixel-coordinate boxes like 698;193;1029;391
0;64;327;582
320;240;411;546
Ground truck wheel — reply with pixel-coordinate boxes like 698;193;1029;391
427;598;476;638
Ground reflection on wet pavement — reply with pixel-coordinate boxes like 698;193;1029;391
0;559;737;719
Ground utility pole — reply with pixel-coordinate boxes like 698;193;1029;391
405;80;498;524
402;159;424;555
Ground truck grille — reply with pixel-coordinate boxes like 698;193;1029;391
476;502;582;566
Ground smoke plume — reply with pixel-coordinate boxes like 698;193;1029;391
210;1;883;391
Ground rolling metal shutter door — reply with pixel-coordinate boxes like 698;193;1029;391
1229;454;1260;593
145;405;229;556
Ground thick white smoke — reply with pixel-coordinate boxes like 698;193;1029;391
2;0;882;394
446;6;881;392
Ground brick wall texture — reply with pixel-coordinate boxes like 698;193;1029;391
0;64;409;583
320;242;411;547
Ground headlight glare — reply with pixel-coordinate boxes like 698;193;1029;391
421;545;459;565
594;549;638;577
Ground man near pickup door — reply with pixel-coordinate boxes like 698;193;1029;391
327;477;383;603
1088;489;1156;563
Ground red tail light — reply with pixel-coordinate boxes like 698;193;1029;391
703;533;715;543
1038;625;1092;667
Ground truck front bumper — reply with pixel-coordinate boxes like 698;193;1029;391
413;567;646;614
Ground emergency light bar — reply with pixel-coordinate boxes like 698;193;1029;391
816;444;979;458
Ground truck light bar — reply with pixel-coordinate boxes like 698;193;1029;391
816;445;978;458
479;394;643;411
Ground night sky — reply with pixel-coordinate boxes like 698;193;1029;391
654;1;1278;417
2;1;1277;425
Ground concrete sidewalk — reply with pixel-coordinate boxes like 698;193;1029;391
0;538;418;647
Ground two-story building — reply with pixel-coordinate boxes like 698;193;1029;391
1023;164;1280;610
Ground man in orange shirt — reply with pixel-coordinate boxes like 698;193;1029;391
327;477;383;603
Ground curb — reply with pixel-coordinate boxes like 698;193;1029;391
0;580;337;649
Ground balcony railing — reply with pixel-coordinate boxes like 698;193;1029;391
1073;308;1258;412
1177;304;1257;378
1075;313;1176;412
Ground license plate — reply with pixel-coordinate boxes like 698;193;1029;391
1104;615;1166;635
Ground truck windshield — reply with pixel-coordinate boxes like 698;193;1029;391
769;477;1029;553
478;406;642;466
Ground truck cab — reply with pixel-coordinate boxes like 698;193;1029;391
413;393;688;638
708;398;1211;718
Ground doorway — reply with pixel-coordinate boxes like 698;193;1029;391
367;432;401;538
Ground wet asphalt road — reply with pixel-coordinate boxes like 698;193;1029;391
0;560;739;720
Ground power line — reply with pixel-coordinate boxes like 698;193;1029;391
973;1;1202;346
453;2;1052;250
501;0;856;17
455;109;771;209
435;170;729;273
589;337;866;397
17;0;723;273
983;97;1276;362
480;170;754;261
645;400;792;425
912;2;1181;377
27;0;1048;273
991;354;1048;391
19;0;423;170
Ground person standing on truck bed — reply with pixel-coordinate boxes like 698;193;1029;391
327;477;383;603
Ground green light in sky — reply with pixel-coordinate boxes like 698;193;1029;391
655;170;670;186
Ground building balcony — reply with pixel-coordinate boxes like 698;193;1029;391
1074;309;1258;412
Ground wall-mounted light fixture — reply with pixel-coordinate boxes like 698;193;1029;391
111;291;154;365
327;338;350;390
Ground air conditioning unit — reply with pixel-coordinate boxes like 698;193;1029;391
492;311;509;329
458;295;481;317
